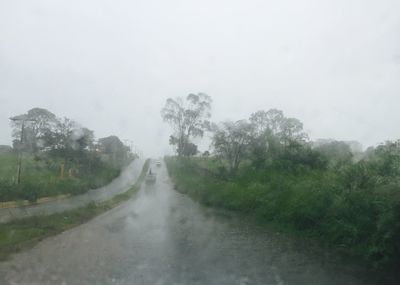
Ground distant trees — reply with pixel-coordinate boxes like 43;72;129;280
203;107;359;175
161;93;212;156
368;140;400;177
247;109;311;169
44;118;82;152
161;102;374;176
313;140;353;168
41;117;98;172
9;107;132;177
249;109;284;136
98;136;130;168
249;109;308;147
10;108;58;153
3;107;136;201
212;120;253;174
209;108;312;172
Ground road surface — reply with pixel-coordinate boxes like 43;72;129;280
0;161;390;285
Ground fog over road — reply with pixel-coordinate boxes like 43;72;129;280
0;161;386;285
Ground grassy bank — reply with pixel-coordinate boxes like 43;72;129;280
0;152;132;202
165;156;400;269
0;159;149;261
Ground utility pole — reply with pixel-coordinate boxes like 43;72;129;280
9;115;36;184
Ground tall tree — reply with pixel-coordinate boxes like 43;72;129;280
43;117;78;164
372;140;400;176
249;109;284;136
10;108;58;153
279;117;308;146
313;140;353;168
161;93;212;156
212;120;253;175
248;109;309;169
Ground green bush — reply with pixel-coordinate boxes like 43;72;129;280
165;156;400;268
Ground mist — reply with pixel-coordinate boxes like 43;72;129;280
1;0;399;157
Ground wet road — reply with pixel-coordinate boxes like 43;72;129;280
0;161;387;285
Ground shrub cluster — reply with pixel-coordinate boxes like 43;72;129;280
165;156;400;268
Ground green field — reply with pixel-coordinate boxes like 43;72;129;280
0;152;56;182
0;152;127;202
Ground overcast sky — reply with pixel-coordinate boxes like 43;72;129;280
1;0;399;156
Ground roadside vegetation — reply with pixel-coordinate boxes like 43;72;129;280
0;108;136;202
162;94;400;269
0;159;149;261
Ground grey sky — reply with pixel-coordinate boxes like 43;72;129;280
1;0;399;156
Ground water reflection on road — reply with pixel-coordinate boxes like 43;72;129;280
0;161;391;285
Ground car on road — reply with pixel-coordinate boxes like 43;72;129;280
145;168;157;184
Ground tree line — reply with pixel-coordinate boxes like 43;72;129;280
9;107;134;173
161;94;372;175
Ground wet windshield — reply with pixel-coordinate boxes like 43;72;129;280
0;1;399;284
